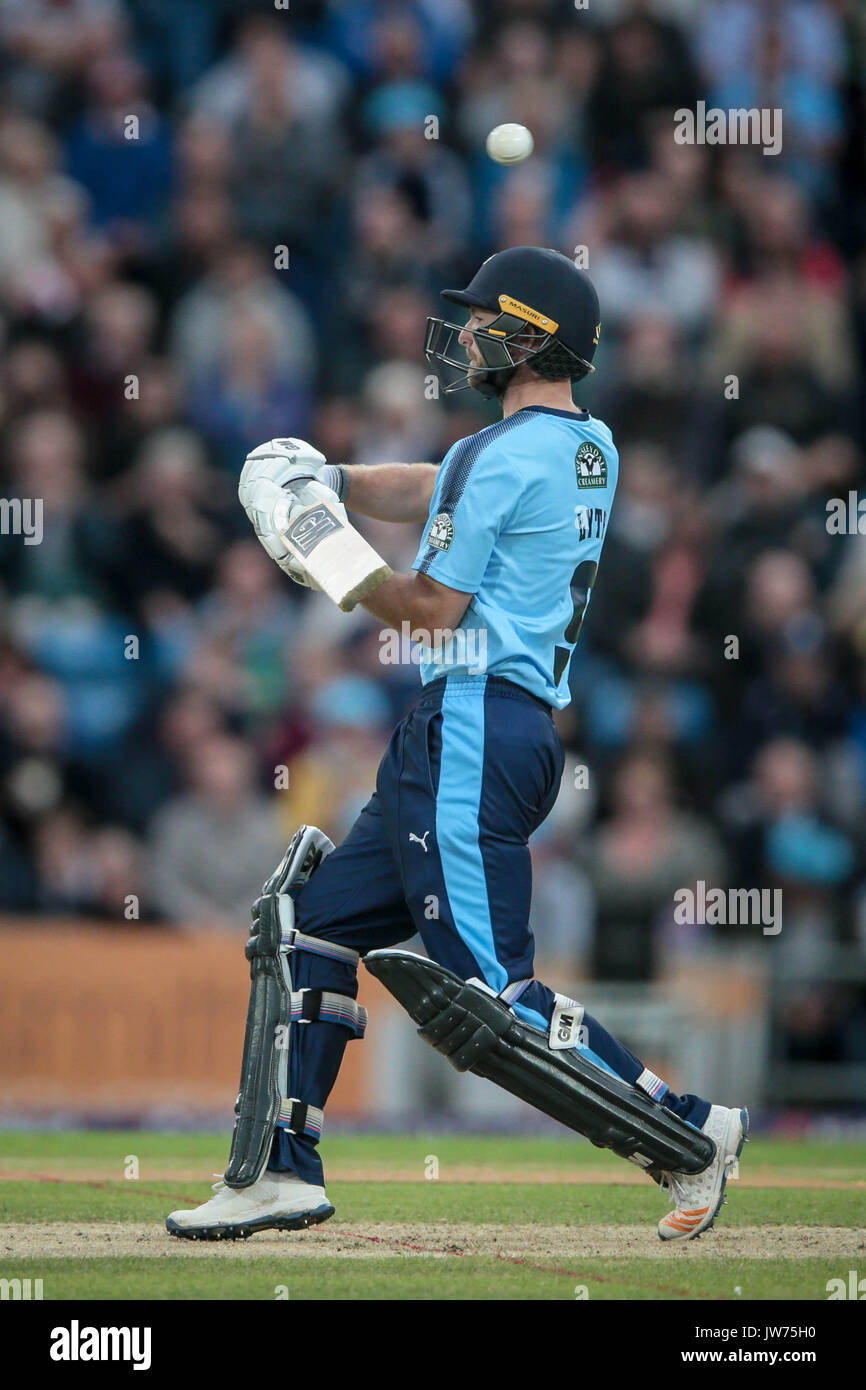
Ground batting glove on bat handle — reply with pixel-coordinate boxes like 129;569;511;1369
243;476;340;588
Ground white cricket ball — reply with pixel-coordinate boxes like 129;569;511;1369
486;123;534;165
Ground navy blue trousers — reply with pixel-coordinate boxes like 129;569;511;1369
271;675;710;1184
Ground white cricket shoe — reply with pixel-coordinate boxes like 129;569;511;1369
657;1104;748;1242
166;1170;334;1241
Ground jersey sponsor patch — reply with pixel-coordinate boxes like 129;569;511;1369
575;440;608;488
428;511;454;552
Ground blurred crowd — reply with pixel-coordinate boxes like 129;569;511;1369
1;0;866;1076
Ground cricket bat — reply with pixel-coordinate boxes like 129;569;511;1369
279;489;392;612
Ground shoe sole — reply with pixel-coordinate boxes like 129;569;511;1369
165;1202;335;1241
659;1107;749;1243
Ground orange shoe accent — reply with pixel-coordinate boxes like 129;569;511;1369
681;1208;709;1217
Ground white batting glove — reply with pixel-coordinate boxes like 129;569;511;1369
239;438;345;508
239;438;349;588
241;475;348;590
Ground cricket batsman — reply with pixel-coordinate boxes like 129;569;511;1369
166;247;748;1244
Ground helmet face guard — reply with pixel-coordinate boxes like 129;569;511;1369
424;311;546;397
425;308;594;399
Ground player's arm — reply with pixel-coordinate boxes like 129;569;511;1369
341;463;439;523
360;569;472;633
359;439;522;629
239;441;438;528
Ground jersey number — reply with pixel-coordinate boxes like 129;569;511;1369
554;560;598;684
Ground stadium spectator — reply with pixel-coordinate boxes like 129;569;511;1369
149;733;284;928
583;748;728;981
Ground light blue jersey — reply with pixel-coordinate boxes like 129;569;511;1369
412;405;618;707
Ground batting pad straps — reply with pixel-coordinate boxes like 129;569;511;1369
499;978;533;1006
636;1067;669;1102
289;988;367;1038
277;1099;324;1140
276;898;361;966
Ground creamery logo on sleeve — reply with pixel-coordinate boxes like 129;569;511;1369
575;441;608;488
428;511;454;551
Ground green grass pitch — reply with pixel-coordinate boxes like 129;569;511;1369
1;1131;863;1301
